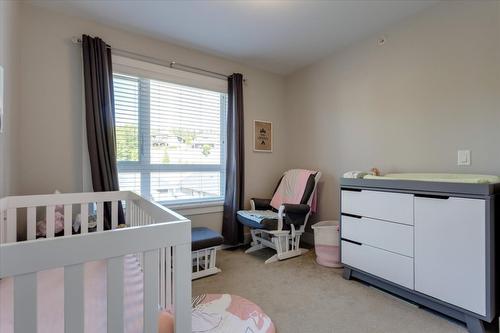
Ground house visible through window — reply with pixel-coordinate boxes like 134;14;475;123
113;56;227;205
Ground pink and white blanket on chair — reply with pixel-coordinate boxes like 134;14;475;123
270;169;317;212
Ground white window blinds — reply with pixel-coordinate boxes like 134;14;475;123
113;61;227;205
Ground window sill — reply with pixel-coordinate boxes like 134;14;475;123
164;200;224;216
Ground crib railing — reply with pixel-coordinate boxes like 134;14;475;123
0;191;192;333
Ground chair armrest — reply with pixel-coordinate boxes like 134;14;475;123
251;198;272;210
282;204;310;215
282;204;311;227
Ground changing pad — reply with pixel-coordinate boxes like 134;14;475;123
363;173;500;184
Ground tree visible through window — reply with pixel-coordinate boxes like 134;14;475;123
114;73;227;204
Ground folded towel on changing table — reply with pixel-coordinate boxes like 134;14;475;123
343;171;370;179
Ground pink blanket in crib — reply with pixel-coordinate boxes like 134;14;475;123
270;169;317;213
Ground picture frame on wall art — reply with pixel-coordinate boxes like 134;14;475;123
254;120;272;152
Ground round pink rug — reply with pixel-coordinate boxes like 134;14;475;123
191;294;276;333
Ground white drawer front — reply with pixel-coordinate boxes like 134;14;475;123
342;240;414;289
342;216;413;257
341;190;414;225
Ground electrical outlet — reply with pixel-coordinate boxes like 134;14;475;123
457;150;471;166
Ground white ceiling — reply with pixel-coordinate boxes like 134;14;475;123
30;0;438;75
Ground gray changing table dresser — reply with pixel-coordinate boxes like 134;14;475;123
340;178;499;333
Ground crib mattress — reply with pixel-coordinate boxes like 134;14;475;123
0;255;144;333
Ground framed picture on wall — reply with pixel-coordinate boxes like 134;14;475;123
253;120;272;152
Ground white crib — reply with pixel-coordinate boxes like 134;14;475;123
0;191;192;333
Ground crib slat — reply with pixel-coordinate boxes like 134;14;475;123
27;207;36;240
80;203;88;234
14;273;37;332
166;246;172;306
174;243;192;333
107;256;124;332
125;200;132;226
132;201;136;226
96;202;104;232
6;208;16;243
0;209;5;243
160;248;166;309
144;249;160;333
64;205;72;236
46;205;55;238
112;201;118;229
133;203;138;227
64;264;84;333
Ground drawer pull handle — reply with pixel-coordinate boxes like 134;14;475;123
342;188;362;192
342;238;362;246
342;213;362;219
415;194;450;200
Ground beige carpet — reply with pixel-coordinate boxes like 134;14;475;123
193;248;496;333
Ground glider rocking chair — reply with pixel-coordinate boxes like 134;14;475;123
237;170;321;264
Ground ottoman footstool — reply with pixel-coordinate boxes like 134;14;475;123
192;227;224;280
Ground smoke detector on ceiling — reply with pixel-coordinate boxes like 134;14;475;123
377;36;387;46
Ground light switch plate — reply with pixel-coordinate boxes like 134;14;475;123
457;150;471;166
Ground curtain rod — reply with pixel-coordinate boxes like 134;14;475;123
71;36;245;82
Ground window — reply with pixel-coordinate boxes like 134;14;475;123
113;56;227;205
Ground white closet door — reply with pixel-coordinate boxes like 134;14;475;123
414;196;486;315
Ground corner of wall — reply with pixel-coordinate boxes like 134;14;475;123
0;0;21;197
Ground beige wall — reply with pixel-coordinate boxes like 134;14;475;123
285;1;500;224
9;1;500;236
0;0;20;197
13;4;288;231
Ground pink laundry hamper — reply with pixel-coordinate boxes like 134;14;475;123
312;221;342;268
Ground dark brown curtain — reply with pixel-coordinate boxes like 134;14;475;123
222;74;245;245
82;35;125;229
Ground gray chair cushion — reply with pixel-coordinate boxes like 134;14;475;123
237;210;290;231
192;227;224;251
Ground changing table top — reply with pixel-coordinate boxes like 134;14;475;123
363;173;500;184
341;174;500;196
